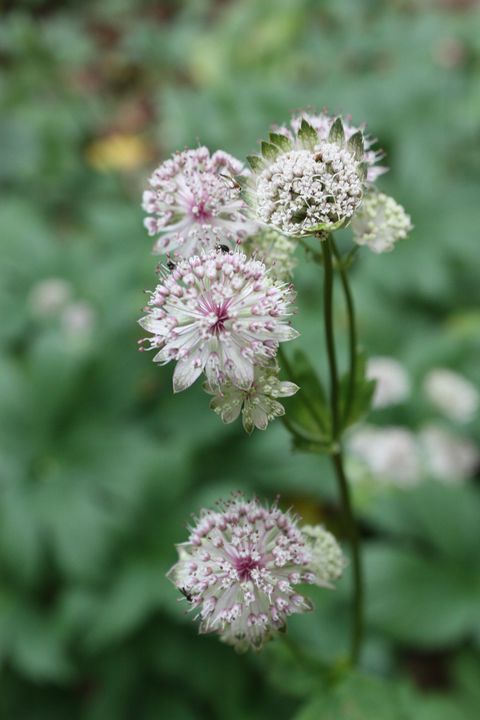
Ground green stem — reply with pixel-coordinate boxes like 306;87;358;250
331;239;357;425
320;235;363;666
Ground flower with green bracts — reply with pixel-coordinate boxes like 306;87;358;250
205;363;299;434
243;117;367;237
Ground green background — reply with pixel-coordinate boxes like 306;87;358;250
1;0;480;718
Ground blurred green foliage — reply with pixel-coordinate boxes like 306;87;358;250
1;0;480;718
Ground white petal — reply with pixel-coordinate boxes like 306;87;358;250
138;316;169;335
173;353;204;393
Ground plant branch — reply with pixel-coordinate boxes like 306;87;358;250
320;234;364;666
331;238;358;425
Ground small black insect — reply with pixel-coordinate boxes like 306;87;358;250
166;260;176;271
179;587;193;602
215;244;230;254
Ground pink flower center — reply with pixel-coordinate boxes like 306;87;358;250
235;555;261;581
200;295;232;334
190;199;212;222
211;306;230;333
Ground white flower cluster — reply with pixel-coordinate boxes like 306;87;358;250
244;116;367;237
366;356;411;409
423;368;479;424
253;145;363;236
351;192;412;254
167;496;345;651
347;362;479;488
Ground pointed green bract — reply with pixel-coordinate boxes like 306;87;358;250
246;154;265;172
347;131;364;160
261;141;280;160
357;162;368;182
328;117;345;145
298;119;318;147
269;132;293;152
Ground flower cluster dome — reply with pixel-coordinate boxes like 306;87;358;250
351;192;412;253
244;118;365;237
139;250;298;393
167;496;344;651
142;146;256;257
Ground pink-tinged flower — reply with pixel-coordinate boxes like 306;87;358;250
138;250;299;393
288;111;387;183
167;496;344;651
142;147;256;257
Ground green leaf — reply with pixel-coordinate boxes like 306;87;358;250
347;131;364;160
281;350;331;448
294;672;414;720
339;349;375;430
365;543;480;648
298;119;318;148
328;117;345;145
269;132;293;152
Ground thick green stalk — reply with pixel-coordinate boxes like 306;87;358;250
320;236;364;665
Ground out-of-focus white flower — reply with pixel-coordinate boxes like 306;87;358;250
61;301;95;339
29;278;72;316
205;364;299;434
138;250;298;393
423;368;479;424
351;192;412;253
301;525;346;585
142;147;256;257
244;117;365;237
347;425;421;487
288;111;387;182
244;228;297;282
366;356;410;409
419;424;479;484
167;495;344;651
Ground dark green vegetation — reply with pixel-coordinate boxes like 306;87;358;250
1;1;479;718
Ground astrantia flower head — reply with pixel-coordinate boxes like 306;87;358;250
142;146;256;257
139;250;299;393
205;363;299;433
167;495;344;651
351;192;412;253
244;117;366;237
288;111;387;183
244;227;297;282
